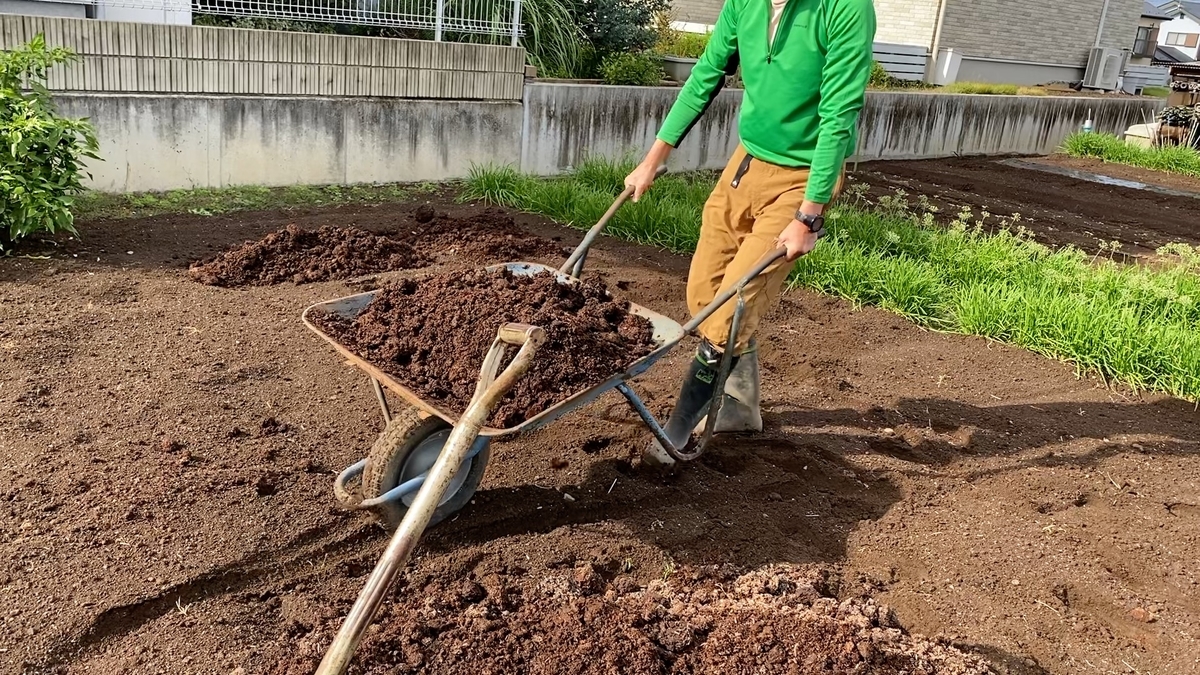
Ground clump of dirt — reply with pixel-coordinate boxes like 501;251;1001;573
189;224;427;287
311;268;656;428
276;564;994;674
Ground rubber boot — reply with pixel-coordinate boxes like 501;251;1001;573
712;339;763;433
643;340;737;466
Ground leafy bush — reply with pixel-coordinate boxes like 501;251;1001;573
0;35;99;253
869;61;898;88
568;0;668;75
654;25;709;58
600;52;663;86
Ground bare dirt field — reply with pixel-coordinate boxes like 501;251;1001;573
2;164;1199;675
856;156;1200;257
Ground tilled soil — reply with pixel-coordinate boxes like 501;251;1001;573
301;565;994;675
312;269;655;428
2;185;1200;675
188;205;562;288
856;155;1200;256
189;224;427;287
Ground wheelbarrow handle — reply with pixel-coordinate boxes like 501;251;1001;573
559;164;669;278
497;322;546;347
315;322;545;675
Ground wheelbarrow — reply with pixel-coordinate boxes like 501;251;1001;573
304;175;792;675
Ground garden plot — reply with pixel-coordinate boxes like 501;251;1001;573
2;193;1199;675
855;155;1200;256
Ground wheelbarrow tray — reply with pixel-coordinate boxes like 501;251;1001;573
301;261;686;437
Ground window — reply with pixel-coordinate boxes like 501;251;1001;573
1134;26;1159;57
1166;32;1199;47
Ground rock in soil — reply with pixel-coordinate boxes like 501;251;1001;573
311;268;656;428
189;223;426;287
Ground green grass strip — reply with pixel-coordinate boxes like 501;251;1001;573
74;182;434;220
464;159;1200;401
1063;131;1200;178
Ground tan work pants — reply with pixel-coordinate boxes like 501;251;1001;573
688;145;844;353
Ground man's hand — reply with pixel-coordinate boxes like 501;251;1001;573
624;161;660;202
776;221;819;261
775;200;826;261
625;140;674;202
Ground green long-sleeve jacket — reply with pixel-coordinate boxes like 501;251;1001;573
657;0;876;204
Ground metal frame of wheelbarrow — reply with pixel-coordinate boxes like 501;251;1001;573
307;176;792;675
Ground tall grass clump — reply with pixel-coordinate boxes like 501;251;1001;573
465;161;1200;400
1063;131;1200;178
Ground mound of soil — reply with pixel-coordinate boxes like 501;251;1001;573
275;565;994;674
409;206;567;262
311;269;656;428
188;208;565;288
190;223;426;287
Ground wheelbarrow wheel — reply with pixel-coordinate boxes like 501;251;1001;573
361;408;491;531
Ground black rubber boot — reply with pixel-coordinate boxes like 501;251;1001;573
644;340;738;466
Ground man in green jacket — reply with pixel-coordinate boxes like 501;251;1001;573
626;0;876;465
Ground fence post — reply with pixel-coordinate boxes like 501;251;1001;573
435;0;445;41
511;0;521;47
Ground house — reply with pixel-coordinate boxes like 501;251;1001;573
1132;2;1173;66
0;0;189;24
671;0;1144;88
1156;1;1200;61
1124;2;1173;91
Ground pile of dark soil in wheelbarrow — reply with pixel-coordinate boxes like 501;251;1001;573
273;564;994;674
189;207;563;287
310;268;657;428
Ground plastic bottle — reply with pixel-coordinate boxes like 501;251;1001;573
1083;110;1094;133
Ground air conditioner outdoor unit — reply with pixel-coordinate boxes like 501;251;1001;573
1082;47;1126;90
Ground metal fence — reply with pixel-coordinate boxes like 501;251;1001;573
54;0;523;43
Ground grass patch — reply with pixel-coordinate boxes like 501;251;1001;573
940;81;1047;96
1063;131;1200;178
73;182;433;220
1142;86;1170;98
465;160;1200;401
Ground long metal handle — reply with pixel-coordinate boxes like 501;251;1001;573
683;247;787;335
315;323;546;675
559;165;668;278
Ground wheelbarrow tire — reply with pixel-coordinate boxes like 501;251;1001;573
361;408;490;532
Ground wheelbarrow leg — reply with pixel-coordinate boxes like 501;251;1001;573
316;323;546;675
370;377;392;426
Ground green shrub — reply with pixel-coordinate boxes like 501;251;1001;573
0;35;99;253
600;52;663;86
568;0;668;76
869;61;897;88
654;26;709;58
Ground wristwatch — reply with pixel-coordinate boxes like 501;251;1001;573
796;211;825;237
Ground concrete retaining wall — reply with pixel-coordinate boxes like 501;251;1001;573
58;94;523;192
58;84;1163;192
524;83;1163;174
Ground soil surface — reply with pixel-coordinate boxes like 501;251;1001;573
189;223;427;287
2;182;1200;675
189;206;563;287
856;155;1200;257
312;269;655;428
1028;154;1200;196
